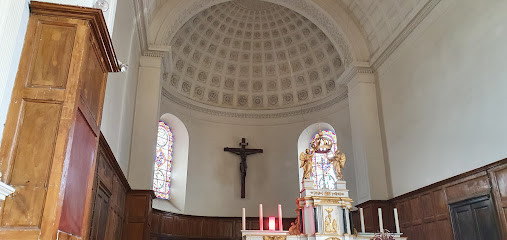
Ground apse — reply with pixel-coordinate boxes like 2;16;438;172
146;0;357;218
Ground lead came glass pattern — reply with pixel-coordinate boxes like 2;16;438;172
310;130;339;189
153;121;174;199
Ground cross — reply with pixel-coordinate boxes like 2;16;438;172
224;138;263;198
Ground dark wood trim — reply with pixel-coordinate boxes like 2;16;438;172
130;189;156;199
29;1;120;72
392;158;506;201
99;133;131;191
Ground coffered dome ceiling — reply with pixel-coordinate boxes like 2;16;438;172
166;0;346;110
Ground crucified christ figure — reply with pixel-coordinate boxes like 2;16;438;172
224;138;263;198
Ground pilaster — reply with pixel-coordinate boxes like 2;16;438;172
347;71;389;203
128;55;163;189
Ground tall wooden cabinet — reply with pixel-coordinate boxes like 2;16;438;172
0;2;119;239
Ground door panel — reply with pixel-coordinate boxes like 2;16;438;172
450;195;501;240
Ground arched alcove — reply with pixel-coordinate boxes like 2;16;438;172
297;122;335;191
152;113;189;213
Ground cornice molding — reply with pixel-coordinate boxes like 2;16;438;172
161;87;348;119
133;0;149;55
371;0;442;69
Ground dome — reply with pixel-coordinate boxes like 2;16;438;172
166;0;346;110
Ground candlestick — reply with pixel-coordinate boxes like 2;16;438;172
378;208;384;233
259;204;263;231
278;204;283;231
242;208;246;231
394;208;400;233
359;208;365;233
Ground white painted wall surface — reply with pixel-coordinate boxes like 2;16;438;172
0;0;30;143
153;98;356;217
100;0;140;173
378;0;507;197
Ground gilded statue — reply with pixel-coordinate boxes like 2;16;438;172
288;214;301;235
324;208;338;233
328;150;346;180
299;149;314;179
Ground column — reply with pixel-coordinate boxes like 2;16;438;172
129;55;163;189
347;70;389;203
345;208;351;234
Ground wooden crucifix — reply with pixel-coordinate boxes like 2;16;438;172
224;138;263;198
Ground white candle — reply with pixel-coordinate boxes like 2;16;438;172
394;208;400;233
359;208;365;233
378;208;384;233
259;204;263;231
242;208;246;231
278;204;283;231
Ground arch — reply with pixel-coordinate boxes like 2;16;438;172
147;0;370;64
152;113;189;213
297;122;336;190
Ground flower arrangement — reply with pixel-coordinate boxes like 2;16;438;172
371;230;395;240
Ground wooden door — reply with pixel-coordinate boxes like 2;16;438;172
450;195;501;240
89;185;111;240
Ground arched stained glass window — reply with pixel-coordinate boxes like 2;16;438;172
310;130;339;189
153;121;173;199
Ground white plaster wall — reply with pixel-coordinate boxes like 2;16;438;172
155;98;356;217
100;0;140;173
0;0;30;143
378;0;507;197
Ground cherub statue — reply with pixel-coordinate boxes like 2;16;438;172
328;150;346;180
299;149;314;179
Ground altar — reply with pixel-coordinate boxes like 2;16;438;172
241;130;407;240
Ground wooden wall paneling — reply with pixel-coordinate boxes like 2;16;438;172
489;163;507;238
355;200;395;233
388;159;506;239
444;172;491;203
88;134;130;240
150;210;296;240
123;190;155;240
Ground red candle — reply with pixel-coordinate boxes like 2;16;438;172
269;217;275;231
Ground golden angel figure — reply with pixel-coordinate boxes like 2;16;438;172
329;150;346;180
299;149;314;179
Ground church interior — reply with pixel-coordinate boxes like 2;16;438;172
0;0;505;239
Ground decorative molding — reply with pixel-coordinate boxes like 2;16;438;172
161;87;348;119
0;180;15;200
371;0;442;69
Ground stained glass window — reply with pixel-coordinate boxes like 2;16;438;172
310;130;339;189
153;121;173;199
